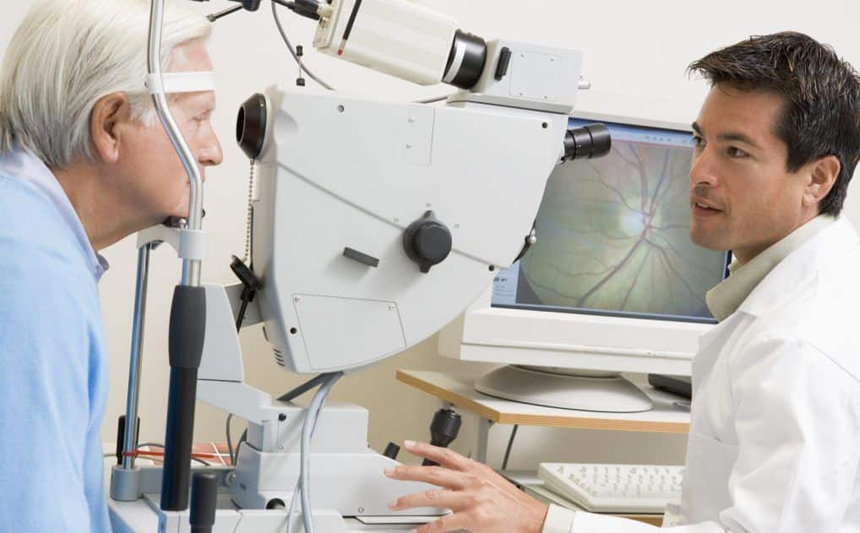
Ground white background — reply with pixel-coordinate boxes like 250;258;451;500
2;0;860;470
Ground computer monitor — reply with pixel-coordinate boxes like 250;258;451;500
438;112;731;413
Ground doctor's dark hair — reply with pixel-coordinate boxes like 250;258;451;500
688;31;860;217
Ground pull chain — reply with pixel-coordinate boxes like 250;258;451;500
243;159;256;265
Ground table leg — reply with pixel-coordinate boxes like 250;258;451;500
475;416;492;464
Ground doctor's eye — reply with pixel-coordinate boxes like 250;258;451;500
726;146;749;159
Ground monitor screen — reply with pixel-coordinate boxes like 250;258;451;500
491;118;731;324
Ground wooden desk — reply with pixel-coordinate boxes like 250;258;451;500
395;370;690;462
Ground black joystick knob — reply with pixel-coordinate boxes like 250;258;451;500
403;211;452;274
422;408;462;467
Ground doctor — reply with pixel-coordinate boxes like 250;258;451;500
386;32;860;532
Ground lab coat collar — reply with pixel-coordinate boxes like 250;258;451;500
0;148;109;281
736;216;858;318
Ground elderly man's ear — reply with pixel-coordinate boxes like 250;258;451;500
90;93;131;165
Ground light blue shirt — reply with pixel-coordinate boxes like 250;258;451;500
0;149;111;532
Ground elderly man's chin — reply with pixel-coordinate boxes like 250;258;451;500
166;192;192;220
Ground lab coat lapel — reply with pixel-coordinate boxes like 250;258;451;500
692;313;743;385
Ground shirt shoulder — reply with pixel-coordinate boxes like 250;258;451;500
0;173;93;284
0;173;110;533
779;247;860;381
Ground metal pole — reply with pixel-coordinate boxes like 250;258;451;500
120;244;153;469
147;0;204;287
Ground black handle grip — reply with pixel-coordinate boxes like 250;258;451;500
422;409;462;467
161;285;207;512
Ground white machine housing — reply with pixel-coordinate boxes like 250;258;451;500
109;0;598;527
314;0;458;85
252;40;584;374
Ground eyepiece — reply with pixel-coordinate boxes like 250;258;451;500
562;123;612;162
236;93;267;160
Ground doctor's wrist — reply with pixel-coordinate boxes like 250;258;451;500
540;504;577;533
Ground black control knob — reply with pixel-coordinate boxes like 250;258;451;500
383;442;401;460
422;408;462;467
403;211;452;274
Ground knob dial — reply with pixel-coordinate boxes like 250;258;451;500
403;211;452;273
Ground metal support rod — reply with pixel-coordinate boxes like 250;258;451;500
120;244;153;470
147;0;204;287
148;0;209;512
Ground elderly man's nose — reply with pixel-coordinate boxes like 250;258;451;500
200;135;223;166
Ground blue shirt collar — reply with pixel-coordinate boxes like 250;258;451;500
0;149;109;281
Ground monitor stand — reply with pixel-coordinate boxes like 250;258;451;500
475;365;653;413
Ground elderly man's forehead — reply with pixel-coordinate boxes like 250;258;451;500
178;90;216;111
171;39;213;72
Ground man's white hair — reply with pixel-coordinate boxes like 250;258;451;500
0;0;211;169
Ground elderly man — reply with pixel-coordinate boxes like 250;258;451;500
0;0;221;530
387;32;860;533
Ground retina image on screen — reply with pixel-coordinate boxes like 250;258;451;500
492;119;729;323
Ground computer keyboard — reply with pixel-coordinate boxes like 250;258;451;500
537;463;683;514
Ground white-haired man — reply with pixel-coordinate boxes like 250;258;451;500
0;0;222;530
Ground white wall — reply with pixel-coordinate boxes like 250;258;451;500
2;0;860;471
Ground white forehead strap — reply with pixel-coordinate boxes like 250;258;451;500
145;71;216;95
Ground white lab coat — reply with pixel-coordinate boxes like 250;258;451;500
568;217;860;533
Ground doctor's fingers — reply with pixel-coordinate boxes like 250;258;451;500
413;512;473;533
403;440;475;471
384;465;472;490
388;488;469;512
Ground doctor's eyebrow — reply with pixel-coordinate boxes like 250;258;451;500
691;121;762;150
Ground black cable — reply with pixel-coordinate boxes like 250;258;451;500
236;429;248;459
226;414;236;465
501;425;519;470
278;374;328;402
271;0;334;89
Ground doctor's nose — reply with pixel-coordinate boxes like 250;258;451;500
689;151;719;189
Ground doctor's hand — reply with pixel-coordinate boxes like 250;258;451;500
385;440;549;533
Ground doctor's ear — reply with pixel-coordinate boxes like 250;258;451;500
802;155;840;209
90;92;132;164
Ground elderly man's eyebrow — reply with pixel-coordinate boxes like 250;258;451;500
193;94;217;114
691;121;703;135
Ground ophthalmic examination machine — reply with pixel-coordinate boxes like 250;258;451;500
108;0;612;531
